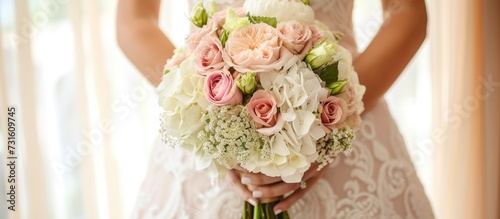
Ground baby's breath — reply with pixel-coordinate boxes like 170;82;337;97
316;127;355;170
198;105;270;168
159;113;180;147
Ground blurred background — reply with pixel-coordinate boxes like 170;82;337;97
0;0;498;218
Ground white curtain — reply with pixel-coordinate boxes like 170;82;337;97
0;0;497;219
429;0;500;218
1;0;159;218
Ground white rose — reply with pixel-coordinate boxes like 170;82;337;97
244;0;315;24
336;45;354;80
156;56;209;137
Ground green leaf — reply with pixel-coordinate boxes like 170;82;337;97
164;69;170;75
220;29;229;47
318;62;339;85
246;12;277;28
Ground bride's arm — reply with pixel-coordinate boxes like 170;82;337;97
354;0;427;112
117;0;174;87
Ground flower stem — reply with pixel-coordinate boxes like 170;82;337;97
253;202;262;219
242;200;290;219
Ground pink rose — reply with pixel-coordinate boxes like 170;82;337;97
247;90;278;127
194;36;226;74
204;70;243;106
338;85;357;116
187;24;217;52
223;23;294;73
320;96;348;133
164;51;188;69
278;20;314;59
309;24;324;46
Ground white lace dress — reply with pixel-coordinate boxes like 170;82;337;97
132;0;435;218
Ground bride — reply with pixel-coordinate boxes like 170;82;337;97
117;0;434;218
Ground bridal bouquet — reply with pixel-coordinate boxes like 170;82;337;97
157;0;365;218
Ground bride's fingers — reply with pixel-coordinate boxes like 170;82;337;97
239;172;282;186
236;163;321;187
226;170;258;206
272;175;320;214
301;163;321;180
252;164;323;199
232;164;248;173
273;166;329;214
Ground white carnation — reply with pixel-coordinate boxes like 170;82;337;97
244;0;315;24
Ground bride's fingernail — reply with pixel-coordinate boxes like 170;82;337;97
274;209;283;215
248;198;257;206
252;190;263;198
241;177;251;185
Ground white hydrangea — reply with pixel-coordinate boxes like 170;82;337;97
157;56;209;151
256;60;330;182
260;60;329;121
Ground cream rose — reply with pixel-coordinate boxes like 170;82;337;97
194;35;226;74
187;24;217;52
320;96;348;132
348;71;366;115
203;70;243;106
336;45;355;80
164;48;188;70
223;23;294;73
308;24;324;47
277;20;314;59
313;20;337;43
338;85;357;116
345;113;363;131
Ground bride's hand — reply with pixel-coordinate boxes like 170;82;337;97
226;163;329;215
